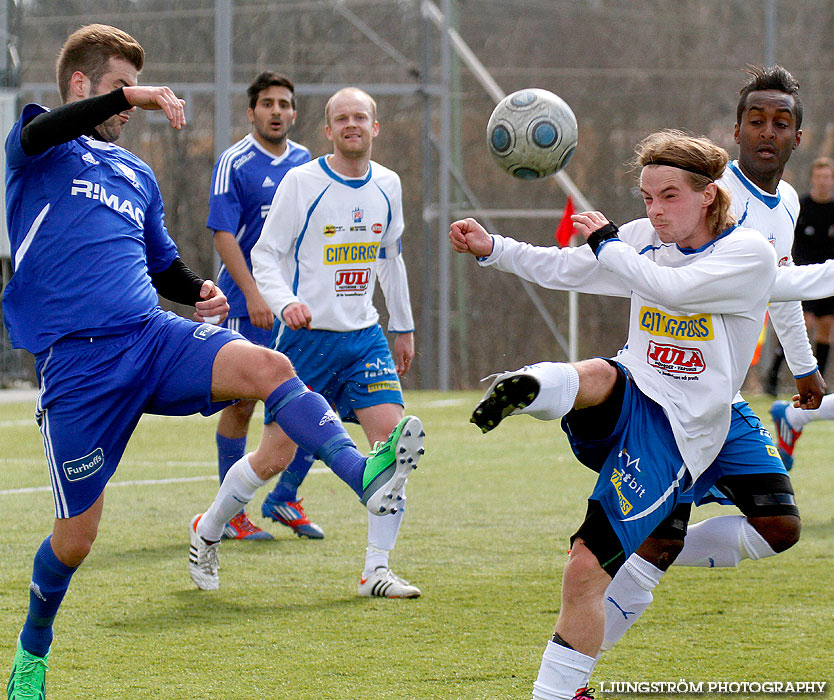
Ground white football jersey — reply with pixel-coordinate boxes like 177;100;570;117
719;161;815;379
253;156;413;333
481;219;776;479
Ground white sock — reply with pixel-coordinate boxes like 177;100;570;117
674;515;776;567
519;362;580;421
785;393;834;429
600;554;663;653
532;640;596;700
363;509;404;576
198;454;266;542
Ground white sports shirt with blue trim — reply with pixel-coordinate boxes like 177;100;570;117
3;103;179;354
207;134;311;318
719;160;816;380
252;155;414;333
479;219;776;480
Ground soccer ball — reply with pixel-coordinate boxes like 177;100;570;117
486;88;578;179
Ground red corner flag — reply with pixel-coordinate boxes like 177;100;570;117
555;195;576;247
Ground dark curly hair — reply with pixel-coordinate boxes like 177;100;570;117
736;64;802;129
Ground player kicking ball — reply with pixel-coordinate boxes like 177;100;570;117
451;130;778;699
3;24;424;699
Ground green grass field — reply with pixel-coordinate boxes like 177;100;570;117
0;392;831;699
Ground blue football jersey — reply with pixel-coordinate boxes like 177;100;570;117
3;103;180;354
206;134;311;317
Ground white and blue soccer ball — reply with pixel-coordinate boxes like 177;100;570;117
486;88;578;180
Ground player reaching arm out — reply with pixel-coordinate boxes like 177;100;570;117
20;83;225;325
21;85;184;156
450;130;778;700
4;29;425;699
121;85;186;128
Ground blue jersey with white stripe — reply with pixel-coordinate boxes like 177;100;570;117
206;134;311;317
3;103;180;354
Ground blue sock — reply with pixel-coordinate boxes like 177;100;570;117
267;449;314;502
216;433;247;484
19;537;77;657
265;378;365;496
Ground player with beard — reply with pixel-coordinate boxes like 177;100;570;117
207;72;318;541
4;26;424;698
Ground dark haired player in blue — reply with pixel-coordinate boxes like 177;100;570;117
207;71;320;541
4;24;424;699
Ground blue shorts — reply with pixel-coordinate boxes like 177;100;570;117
679;400;787;506
223;315;272;348
564;365;695;557
265;323;403;425
35;310;242;518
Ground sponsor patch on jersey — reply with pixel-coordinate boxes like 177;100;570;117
233;151;255;169
363;357;397;380
350;225;367;232
70;179;145;226
766;444;779;459
610;449;650;516
352;207;363;223
372;223;383;235
368;380;401;393
335;267;371;293
324;242;379;265
647;341;706;375
62;447;105;482
610;468;633;515
639;306;714;340
193;323;223;340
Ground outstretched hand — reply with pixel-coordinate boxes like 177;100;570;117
449;218;494;257
123;85;186;129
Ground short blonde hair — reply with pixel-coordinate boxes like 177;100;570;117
324;87;377;125
634;129;734;237
56;24;144;103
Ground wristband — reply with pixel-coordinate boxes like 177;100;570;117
587;222;620;255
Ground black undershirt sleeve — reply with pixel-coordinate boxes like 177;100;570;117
20;88;132;156
149;258;206;306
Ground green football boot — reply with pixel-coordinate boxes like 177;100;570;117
7;639;48;700
360;415;424;515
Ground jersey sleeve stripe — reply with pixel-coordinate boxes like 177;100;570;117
213;138;251;196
